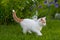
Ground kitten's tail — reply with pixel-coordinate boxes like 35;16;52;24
12;10;23;23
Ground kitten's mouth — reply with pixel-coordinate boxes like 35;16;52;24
43;23;46;26
42;21;46;23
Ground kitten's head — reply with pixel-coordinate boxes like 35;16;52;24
38;17;46;26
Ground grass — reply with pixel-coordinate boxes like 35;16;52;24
0;20;60;40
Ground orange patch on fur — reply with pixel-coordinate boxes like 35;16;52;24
41;18;45;23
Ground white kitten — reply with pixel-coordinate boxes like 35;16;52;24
12;10;46;36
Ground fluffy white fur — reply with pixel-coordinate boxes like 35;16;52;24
20;17;46;36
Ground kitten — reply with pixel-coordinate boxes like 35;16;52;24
12;10;46;36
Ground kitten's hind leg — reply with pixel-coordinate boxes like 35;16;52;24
23;29;27;34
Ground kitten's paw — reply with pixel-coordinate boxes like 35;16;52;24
38;34;42;36
37;33;42;36
12;10;15;12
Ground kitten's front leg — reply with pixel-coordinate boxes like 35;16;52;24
39;27;42;31
35;30;42;36
39;32;42;36
37;31;42;36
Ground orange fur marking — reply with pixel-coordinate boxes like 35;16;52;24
41;18;45;23
12;10;23;23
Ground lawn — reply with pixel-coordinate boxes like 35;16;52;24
0;20;60;40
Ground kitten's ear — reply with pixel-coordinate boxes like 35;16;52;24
43;17;46;19
41;18;43;21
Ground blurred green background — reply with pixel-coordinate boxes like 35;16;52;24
0;0;60;40
0;0;60;24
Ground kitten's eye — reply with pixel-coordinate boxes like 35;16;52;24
41;18;43;21
40;18;46;23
